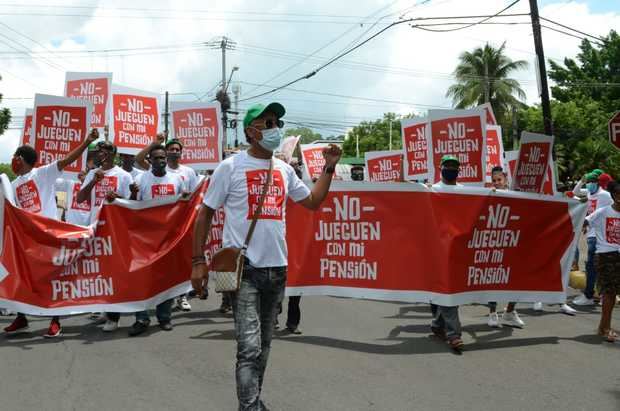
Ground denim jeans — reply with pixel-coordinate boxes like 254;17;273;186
135;299;174;323
232;260;286;411
286;296;301;329
585;237;598;299
430;304;461;339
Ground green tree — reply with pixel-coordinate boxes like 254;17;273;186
548;30;620;113
0;74;11;137
446;42;528;123
0;163;15;180
342;113;401;157
284;127;323;144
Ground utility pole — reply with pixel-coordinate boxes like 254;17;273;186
511;105;519;149
164;91;169;136
484;61;490;103
529;0;553;136
206;36;236;150
232;82;241;147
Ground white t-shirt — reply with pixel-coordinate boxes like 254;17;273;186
135;171;184;201
12;161;62;219
129;167;144;180
82;166;133;220
204;150;311;268
167;164;198;192
586;205;620;253
584;188;613;238
55;178;92;226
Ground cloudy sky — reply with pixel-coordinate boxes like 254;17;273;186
0;0;618;161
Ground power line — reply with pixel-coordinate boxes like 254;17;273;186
539;15;607;44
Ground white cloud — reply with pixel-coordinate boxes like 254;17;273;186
0;0;618;161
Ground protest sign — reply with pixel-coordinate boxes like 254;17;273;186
170;101;222;170
110;84;159;155
300;143;342;180
0;177;205;315
506;149;555;195
478;102;497;125
511;132;554;193
32;94;92;178
401;117;428;180
21;108;33;146
64;72;112;129
286;182;585;306
277;135;301;164
485;125;505;183
364;150;404;182
427;109;486;185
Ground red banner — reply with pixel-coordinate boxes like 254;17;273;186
111;85;159;155
364;151;404;182
286;183;585;305
401;117;428;180
21;109;33;146
65;72;112;129
32;94;92;178
171;102;223;171
485;125;505;183
0;176;205;315
511;132;554;193
427;109;486;185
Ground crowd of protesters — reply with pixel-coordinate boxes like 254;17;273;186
2;100;618;410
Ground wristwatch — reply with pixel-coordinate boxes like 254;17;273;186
323;165;336;174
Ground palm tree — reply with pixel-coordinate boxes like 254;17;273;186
446;42;528;122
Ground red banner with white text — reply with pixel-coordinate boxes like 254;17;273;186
285;183;585;306
0;176;206;315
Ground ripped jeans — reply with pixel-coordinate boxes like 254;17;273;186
232;259;286;411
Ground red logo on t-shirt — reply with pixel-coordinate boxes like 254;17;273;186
588;198;598;215
71;183;91;211
245;169;285;220
605;217;620;245
15;180;42;213
94;176;119;206
151;184;175;199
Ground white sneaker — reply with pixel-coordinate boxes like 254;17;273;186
487;312;501;328
102;320;119;332
560;303;577;316
572;294;595;306
178;295;191;312
533;302;543;311
502;310;525;328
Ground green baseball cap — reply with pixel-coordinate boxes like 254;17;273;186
585;172;598;181
591;169;604;177
440;154;460;166
243;102;286;128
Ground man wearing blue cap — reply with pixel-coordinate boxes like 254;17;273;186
192;102;342;410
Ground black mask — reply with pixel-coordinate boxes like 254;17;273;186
441;168;459;182
166;152;181;162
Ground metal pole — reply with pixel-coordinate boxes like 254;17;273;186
529;0;553;136
221;39;228;150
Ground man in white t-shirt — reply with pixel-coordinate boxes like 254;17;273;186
191;102;342;411
55;170;92;226
124;144;185;336
4;129;98;338
120;153;144;181
583;180;620;343
136;135;198;311
573;171;613;306
77;141;133;332
429;155;464;351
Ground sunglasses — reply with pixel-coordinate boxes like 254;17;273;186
253;119;284;129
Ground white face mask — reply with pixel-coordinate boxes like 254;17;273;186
258;127;283;152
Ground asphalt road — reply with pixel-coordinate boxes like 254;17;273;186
0;290;618;411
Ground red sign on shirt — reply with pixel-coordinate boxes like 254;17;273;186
245;169;285;220
151;184;175;199
605;217;620;245
94;176;119;206
15;180;42;213
71;183;91;211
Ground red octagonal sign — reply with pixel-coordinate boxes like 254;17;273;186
609;111;620;149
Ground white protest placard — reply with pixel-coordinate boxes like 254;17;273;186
427;109;487;185
401;117;428;180
477;102;497;125
32;94;92;179
364;150;404;182
170;101;223;170
511;131;554;193
277;135;301;164
110;84;160;155
64;72;112;130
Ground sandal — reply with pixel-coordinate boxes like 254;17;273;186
448;337;464;350
604;330;618;343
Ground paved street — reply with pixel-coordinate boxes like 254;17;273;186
0;291;618;411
